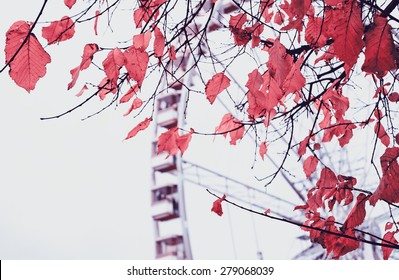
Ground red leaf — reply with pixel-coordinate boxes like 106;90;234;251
97;77;116;100
282;55;305;97
124;46;149;86
157;127;193;157
246;69;263;93
94;10;100;35
362;15;397;78
133;31;152;51
64;0;76;9
374;122;390;147
215;113;244;145
168;45;176;60
123;98;143;116
211;194;226;216
264;208;271;215
42;16;75;44
68;44;99;89
5;21;51;92
125;117;152;140
331;1;363;74
205;73;231;104
259;141;267;160
298;135;311;157
382;231;398;260
323;87;350;121
76;85;88;97
120;84;139;104
305;16;328;48
370;147;399;206
154;27;165;58
102;48;125;86
385;222;394;231
246;72;282;119
388;92;399;102
326;228;360;259
158;128;179;157
341;193;368;231
267;38;293;87
303;155;318;178
176;132;192;156
229;13;251;46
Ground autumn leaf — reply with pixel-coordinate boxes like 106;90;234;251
245;69;263;93
369;147;399;206
123;98;143;116
157;127;193;157
229;13;251;46
42;16;75;44
94;10;100;35
133;31;152;51
341;193;368;231
120;84;139;104
125;117;152;140
124;46;149;86
102;48;125;86
374;122;390;147
305;15;328;48
259;141;267;160
211;194;226;216
267;38;293;87
168;45;177;60
68;43;99;89
282;55;305;98
97;77;116;100
215;113;244;145
298;135;311;157
64;0;76;9
382;231;398;260
176;132;192;156
205;73;231;104
303;155;318;178
154;26;165;58
76;85;88;97
331;1;363;75
5;21;51;92
362;15;397;77
388;92;399;102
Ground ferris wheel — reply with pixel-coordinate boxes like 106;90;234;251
146;0;395;260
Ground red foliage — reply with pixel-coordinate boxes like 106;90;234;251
153;27;165;59
205;73;231;104
259;141;268;160
5;21;51;92
124;46;149;86
362;15;397;77
42;16;75;44
215;114;244;145
157;127;193;157
125;118;152;140
68;44;99;89
341;193;368;231
102;48;125;86
382;231;398;260
211;194;226;216
303;155;318;178
369;147;399;206
331;1;363;75
64;0;76;9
